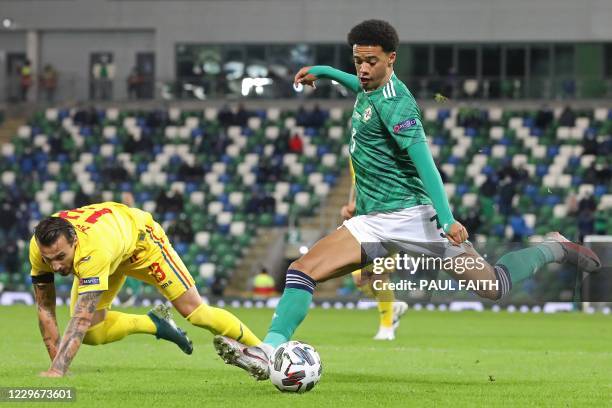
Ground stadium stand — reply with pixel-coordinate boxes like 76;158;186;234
0;104;609;297
0;105;350;294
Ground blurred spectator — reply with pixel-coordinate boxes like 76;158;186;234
146;109;169;128
127;67;143;100
121;191;135;207
166;214;194;244
288;133;303;154
212;130;230;156
74;188;92;208
47;130;67;156
534;104;554;130
19;59;32;102
124;132;153;155
296;106;309;127
578;194;597;213
0;199;17;238
40;64;58;103
155;191;172;214
210;276;227;296
564;189;579;216
310;104;326;128
102;161;129;184
460;208;482;235
480;175;497;198
558;106;576;127
578;210;594;242
582;130;598;155
178;160;205;182
166;189;184;213
217;104;234;128
73;106;99;127
245;189;275;214
253;267;276;297
234;103;250;127
498;176;516;218
92;55;114;100
273;128;290;155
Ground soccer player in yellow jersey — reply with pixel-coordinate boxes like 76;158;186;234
342;162;408;340
30;202;261;377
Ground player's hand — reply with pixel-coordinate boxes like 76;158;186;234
294;66;317;89
445;221;469;246
340;202;356;220
39;368;63;378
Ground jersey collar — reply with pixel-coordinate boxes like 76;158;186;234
363;71;396;96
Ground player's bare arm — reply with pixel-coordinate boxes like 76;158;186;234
41;291;102;377
33;280;60;361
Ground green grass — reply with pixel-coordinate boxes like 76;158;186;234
1;305;611;407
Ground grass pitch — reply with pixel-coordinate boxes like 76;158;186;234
1;305;611;407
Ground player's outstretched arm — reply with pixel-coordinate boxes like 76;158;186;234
33;279;60;361
407;141;468;245
294;65;361;93
40;291;102;377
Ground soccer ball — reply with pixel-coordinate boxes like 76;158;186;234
269;341;322;393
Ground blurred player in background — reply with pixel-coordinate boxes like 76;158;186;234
30;202;260;377
342;162;407;340
214;19;602;380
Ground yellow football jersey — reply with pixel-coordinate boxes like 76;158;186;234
29;202;151;294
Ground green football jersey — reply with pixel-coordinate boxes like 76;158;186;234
349;73;432;215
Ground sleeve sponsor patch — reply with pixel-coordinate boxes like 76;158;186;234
79;277;100;286
393;118;417;133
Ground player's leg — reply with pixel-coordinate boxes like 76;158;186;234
214;226;363;380
78;273;158;347
141;221;261;346
441;232;602;301
353;267;405;340
263;225;362;347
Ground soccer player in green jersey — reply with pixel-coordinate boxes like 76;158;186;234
214;19;602;380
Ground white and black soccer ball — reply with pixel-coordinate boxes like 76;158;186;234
269;341;322;393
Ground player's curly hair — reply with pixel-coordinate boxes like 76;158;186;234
347;19;399;53
34;217;76;246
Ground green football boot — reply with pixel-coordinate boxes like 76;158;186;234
147;304;193;355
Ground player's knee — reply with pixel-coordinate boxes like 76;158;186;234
83;322;106;345
288;260;315;278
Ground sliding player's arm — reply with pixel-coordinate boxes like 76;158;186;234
40;249;111;377
41;291;102;377
294;65;361;93
32;274;60;361
378;98;467;245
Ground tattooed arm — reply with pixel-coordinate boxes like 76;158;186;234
33;281;60;361
40;291;102;377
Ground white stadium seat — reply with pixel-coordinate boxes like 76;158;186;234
217;212;232;225
195;231;210;247
295;192;310;207
199;263;215;279
190;191;206;206
208;201;223;215
230;221;246;236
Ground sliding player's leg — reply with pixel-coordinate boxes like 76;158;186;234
78;272;160;348
141;220;261;347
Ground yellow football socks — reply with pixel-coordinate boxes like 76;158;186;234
83;311;156;345
186;304;261;346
